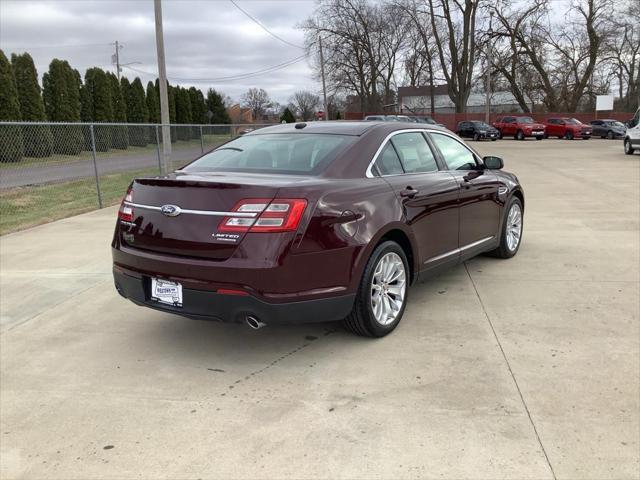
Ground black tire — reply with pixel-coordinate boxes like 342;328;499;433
473;132;480;141
544;133;549;139
607;130;614;140
624;138;635;155
535;136;543;140
487;197;523;259
515;130;524;140
565;131;574;140
497;130;503;139
343;241;409;337
491;138;497;141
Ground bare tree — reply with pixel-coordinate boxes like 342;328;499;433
605;0;640;110
289;90;321;120
302;0;404;112
241;88;272;120
425;0;480;112
492;0;614;112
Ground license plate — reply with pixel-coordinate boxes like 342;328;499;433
151;278;183;307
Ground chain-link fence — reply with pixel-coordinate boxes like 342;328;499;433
0;122;273;235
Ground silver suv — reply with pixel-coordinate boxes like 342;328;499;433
624;108;640;155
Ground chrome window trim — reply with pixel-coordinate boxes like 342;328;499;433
423;236;495;264
365;128;442;178
365;128;481;178
123;202;258;218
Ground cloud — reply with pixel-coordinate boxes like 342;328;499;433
0;0;319;103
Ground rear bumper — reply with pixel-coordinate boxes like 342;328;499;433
113;268;355;325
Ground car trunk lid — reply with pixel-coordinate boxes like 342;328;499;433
119;173;286;260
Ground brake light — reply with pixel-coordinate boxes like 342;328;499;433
118;187;133;222
218;198;307;233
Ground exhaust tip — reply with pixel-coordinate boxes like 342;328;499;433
246;316;266;330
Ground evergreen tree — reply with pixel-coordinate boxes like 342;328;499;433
206;88;231;124
145;81;160;143
0;49;23;162
84;68;113;150
280;107;295;123
11;52;52;157
146;81;160;123
188;87;206;139
42;59;83;154
157;79;177;143
123;77;148;146
188;87;206;124
175;86;192;141
107;72;128;149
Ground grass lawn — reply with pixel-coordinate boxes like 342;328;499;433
0;167;158;235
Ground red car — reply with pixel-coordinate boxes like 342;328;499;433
493;116;545;140
544;118;592;140
113;122;524;337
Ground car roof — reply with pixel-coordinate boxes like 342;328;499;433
247;120;449;136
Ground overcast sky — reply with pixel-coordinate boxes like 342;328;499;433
0;0;318;104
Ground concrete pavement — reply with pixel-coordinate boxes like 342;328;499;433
0;139;638;479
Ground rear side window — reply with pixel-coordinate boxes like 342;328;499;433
391;132;438;173
430;133;478;171
184;134;356;175
374;143;404;175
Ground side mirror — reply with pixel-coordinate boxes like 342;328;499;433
484;156;504;170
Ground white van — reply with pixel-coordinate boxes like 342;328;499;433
624;107;640;155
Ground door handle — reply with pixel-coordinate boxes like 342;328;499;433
400;187;418;198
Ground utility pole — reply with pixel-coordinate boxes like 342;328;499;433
485;12;493;124
154;0;171;173
318;35;328;121
115;41;121;80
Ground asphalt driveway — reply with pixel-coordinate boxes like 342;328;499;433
0;139;638;479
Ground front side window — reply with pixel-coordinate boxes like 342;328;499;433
430;133;478;171
184;133;356;175
391;132;438;173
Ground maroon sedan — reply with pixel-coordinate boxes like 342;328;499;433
112;121;524;337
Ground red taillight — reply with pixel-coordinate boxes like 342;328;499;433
118;187;133;222
218;198;307;233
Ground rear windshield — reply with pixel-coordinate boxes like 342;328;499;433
183;133;356;175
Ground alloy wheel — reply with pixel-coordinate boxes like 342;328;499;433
506;203;522;252
370;252;406;326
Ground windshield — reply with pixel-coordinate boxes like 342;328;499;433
471;121;491;129
605;121;626;128
565;118;581;125
517;117;534;124
183;133;356;175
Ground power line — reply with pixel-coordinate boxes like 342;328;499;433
229;0;305;50
4;42;113;51
122;53;308;83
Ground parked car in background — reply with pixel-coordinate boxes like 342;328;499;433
493;116;545;140
364;115;386;121
589;119;627;139
456;121;499;141
624;119;640;155
408;116;446;127
112;121;524;338
364;115;413;122
544;118;592;140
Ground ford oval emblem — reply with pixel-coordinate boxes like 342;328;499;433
161;204;181;217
